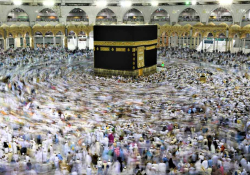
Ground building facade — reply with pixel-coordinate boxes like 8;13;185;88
0;4;250;52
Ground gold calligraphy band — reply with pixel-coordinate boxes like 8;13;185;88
94;39;158;47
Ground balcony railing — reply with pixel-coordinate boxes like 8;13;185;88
36;18;59;22
151;18;170;22
7;18;29;22
178;17;200;22
96;19;117;22
242;18;250;22
123;19;144;22
66;18;89;22
209;17;233;22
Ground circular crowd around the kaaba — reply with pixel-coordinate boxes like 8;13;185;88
0;46;250;175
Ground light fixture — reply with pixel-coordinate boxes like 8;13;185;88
96;0;107;7
219;0;233;5
192;0;196;5
121;1;132;7
151;1;158;6
43;1;55;6
13;0;22;5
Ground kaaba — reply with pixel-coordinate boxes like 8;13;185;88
94;25;157;76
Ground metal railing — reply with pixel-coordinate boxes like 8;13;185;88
7;18;29;22
66;18;89;22
96;19;117;22
178;17;200;22
123;19;144;22
242;18;250;22
209;18;233;22
151;18;170;22
36;18;59;22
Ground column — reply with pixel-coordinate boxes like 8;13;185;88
243;38;246;53
225;30;229;52
186;36;189;48
225;38;228;52
76;35;78;49
227;38;231;52
23;36;26;48
177;36;179;47
13;38;16;49
189;30;192;49
230;37;234;52
193;37;196;49
61;36;64;47
161;34;165;47
30;37;32;48
86;34;90;49
64;36;68;49
201;37;204;51
216;38;219;51
182;37;185;48
157;37;160;48
4;39;6;50
189;36;192;48
197;37;199;49
169;36;171;48
239;39;242;51
53;35;56;46
213;38;215;51
165;35;168;47
43;37;45;48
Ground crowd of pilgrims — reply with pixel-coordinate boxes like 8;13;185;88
0;45;249;175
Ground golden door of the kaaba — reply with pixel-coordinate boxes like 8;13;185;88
137;46;145;69
139;68;143;76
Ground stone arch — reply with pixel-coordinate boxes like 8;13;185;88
34;31;43;36
67;8;88;22
36;8;58;22
123;8;144;23
178;8;200;22
96;8;117;24
209;7;233;23
207;32;214;38
56;31;63;35
150;8;170;23
242;9;250;22
78;31;86;36
7;8;29;22
45;31;53;36
68;31;76;36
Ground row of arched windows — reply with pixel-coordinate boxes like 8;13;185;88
6;7;250;24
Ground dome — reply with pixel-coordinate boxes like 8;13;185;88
67;23;75;28
207;22;215;26
78;23;85;27
219;23;229;27
55;23;64;28
194;22;204;26
231;24;241;29
10;24;18;28
33;24;42;28
0;24;9;29
174;23;181;27
44;24;53;28
243;24;250;29
184;24;192;28
163;23;170;27
19;24;29;28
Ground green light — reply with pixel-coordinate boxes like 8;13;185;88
186;1;190;5
162;63;164;67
